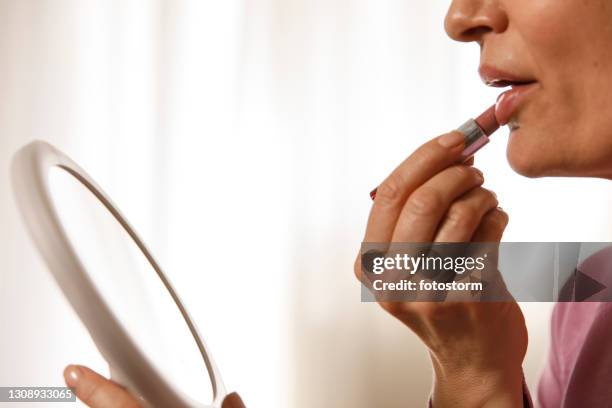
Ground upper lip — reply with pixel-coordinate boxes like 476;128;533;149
478;65;537;88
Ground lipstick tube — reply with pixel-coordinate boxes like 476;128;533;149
458;105;498;162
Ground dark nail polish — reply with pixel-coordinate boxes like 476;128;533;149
370;188;378;200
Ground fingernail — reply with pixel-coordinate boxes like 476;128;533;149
64;365;82;388
370;188;378;200
438;132;465;148
473;167;484;180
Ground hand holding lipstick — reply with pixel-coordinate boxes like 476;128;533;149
355;132;527;407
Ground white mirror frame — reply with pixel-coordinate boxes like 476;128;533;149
11;140;227;408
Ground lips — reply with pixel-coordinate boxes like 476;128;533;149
495;83;539;126
479;65;538;127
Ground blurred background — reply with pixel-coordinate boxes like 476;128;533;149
1;0;611;407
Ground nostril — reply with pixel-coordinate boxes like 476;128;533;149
445;2;508;43
462;26;492;41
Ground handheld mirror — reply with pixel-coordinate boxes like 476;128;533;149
11;141;245;408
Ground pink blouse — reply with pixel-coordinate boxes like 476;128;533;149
532;246;612;407
534;302;612;407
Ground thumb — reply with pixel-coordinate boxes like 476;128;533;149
64;365;141;408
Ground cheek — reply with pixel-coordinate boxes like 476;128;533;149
505;1;612;176
517;2;584;105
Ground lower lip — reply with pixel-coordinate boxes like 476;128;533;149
495;83;539;126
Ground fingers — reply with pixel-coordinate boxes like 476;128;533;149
222;392;247;408
470;208;511;300
391;165;484;242
364;132;466;242
64;365;141;408
433;187;499;242
471;207;509;242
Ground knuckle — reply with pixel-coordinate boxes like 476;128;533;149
471;166;485;180
80;383;102;405
446;204;478;228
486;208;509;227
483;188;499;206
448;165;483;184
415;142;440;163
410;140;450;171
450;165;472;180
375;175;403;205
405;187;445;217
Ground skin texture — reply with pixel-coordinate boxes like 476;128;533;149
64;365;141;408
354;134;526;407
64;1;612;406
446;0;612;178
355;0;612;406
63;365;246;408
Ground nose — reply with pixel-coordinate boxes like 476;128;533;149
444;0;508;44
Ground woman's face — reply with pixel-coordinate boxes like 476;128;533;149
445;0;612;178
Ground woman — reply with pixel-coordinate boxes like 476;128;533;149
354;1;612;407
65;0;612;406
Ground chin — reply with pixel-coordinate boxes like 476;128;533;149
505;127;560;178
506;123;612;179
